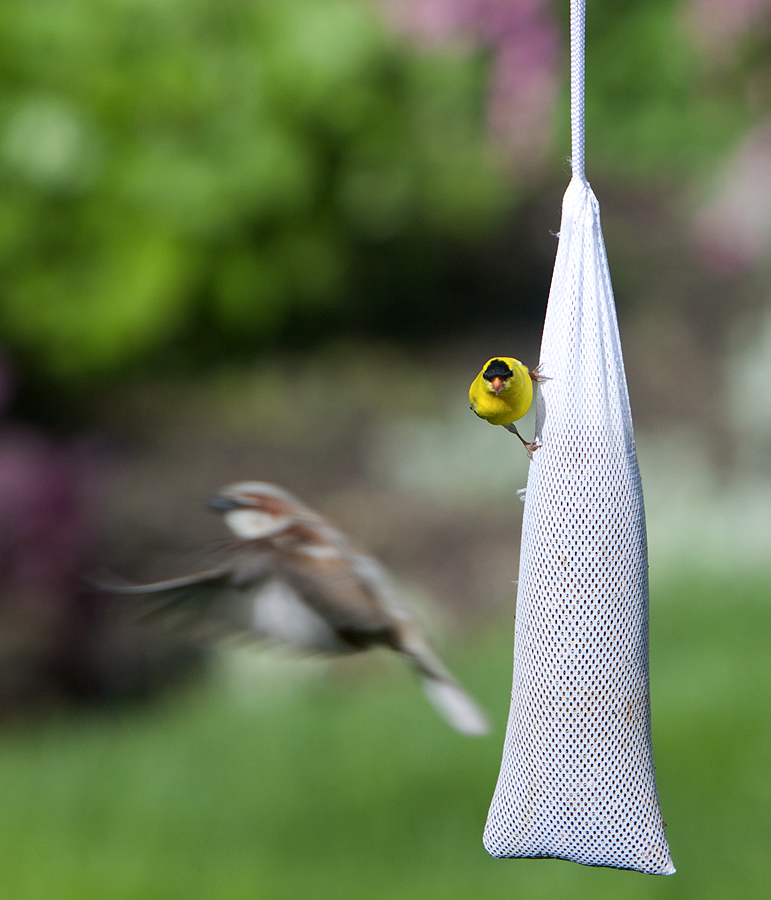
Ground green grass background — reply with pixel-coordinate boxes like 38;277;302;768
0;572;768;899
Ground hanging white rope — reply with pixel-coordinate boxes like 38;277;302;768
570;0;586;182
482;0;674;875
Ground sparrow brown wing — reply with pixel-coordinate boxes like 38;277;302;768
268;549;490;733
269;549;406;651
96;520;490;733
95;544;377;650
95;558;276;640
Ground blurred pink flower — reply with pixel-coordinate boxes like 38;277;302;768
686;1;771;273
0;427;89;611
0;389;99;711
0;367;201;713
382;0;560;167
685;0;771;59
691;120;771;274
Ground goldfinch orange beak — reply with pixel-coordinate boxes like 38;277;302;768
490;376;505;394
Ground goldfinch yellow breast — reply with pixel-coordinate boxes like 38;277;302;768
469;357;533;426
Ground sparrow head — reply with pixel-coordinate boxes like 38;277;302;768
207;482;299;514
206;482;304;539
482;358;514;396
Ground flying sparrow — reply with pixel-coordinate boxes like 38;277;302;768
101;482;490;736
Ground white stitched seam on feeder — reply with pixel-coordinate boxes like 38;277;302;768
482;1;673;875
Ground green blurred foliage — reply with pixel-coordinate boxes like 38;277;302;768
579;0;756;178
0;0;506;380
0;573;769;898
0;0;763;386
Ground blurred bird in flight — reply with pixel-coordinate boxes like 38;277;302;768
100;482;489;736
469;357;548;456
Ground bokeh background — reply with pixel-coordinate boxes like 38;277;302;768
1;0;771;897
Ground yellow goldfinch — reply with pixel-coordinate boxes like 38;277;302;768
469;357;547;456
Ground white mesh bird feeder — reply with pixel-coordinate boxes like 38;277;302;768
483;0;674;875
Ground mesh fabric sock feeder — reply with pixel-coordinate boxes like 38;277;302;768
483;0;675;875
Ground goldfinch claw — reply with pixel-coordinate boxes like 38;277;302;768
529;364;551;384
504;422;541;458
524;440;541;460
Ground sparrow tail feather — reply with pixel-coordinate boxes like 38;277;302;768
395;623;489;736
420;675;490;736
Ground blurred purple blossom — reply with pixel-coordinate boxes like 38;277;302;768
0;360;200;714
382;0;561;167
686;0;771;272
0;387;97;710
692;121;771;275
0;428;90;616
685;0;771;58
